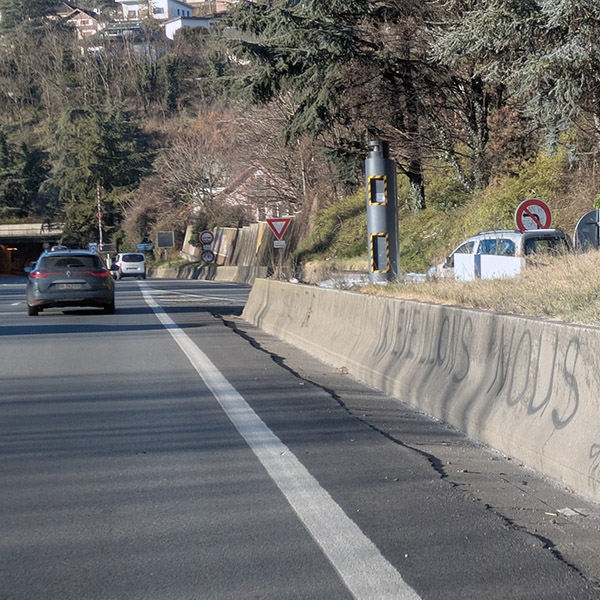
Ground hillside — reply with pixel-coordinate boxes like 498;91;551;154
1;1;600;283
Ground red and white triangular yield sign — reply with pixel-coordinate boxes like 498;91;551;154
266;217;292;240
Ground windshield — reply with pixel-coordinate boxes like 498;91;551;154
38;255;102;271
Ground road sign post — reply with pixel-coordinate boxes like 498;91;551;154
266;218;292;279
574;209;600;251
199;230;214;245
201;249;215;264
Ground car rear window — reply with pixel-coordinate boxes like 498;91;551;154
39;255;102;271
524;237;569;256
122;254;145;262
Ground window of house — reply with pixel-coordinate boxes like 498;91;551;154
154;7;164;13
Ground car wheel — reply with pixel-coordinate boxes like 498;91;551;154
103;302;116;315
27;304;39;316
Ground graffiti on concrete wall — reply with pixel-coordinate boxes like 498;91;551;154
374;305;472;383
378;303;581;431
485;325;579;429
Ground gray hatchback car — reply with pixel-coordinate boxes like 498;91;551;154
26;249;115;316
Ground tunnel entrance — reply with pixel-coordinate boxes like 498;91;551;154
0;242;49;275
0;223;63;275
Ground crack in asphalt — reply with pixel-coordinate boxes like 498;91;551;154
220;314;600;592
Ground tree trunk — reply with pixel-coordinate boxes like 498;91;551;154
407;161;425;211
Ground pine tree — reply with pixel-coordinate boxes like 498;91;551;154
49;107;151;246
0;130;49;218
227;0;432;209
433;0;600;151
0;0;61;30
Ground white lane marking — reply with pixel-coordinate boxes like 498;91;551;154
11;302;21;306
139;283;421;600
145;287;242;303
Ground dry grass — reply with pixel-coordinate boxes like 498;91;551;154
302;256;369;283
359;251;600;327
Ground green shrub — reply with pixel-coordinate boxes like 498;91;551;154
295;192;366;262
295;147;572;275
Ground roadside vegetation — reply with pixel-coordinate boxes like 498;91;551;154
356;251;600;328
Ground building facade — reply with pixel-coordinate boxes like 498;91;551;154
115;0;194;21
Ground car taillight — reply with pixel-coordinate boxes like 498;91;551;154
30;271;59;278
84;270;110;277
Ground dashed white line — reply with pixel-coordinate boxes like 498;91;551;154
139;282;421;600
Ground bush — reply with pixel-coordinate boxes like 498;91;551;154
295;192;366;262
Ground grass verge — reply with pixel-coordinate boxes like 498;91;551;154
358;251;600;327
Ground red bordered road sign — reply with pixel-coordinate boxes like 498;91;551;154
266;217;292;240
199;230;214;245
514;198;552;231
201;249;215;263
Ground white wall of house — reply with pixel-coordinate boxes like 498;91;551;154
164;16;213;39
116;0;194;21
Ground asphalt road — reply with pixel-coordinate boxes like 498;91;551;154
2;277;600;600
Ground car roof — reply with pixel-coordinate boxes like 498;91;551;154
40;249;98;258
467;228;566;241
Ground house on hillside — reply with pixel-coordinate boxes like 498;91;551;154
115;0;194;21
186;0;242;15
214;166;293;223
164;15;218;39
57;3;107;38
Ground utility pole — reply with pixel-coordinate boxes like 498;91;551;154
97;184;103;251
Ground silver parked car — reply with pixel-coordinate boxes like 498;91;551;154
26;249;115;316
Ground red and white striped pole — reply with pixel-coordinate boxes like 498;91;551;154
97;184;103;251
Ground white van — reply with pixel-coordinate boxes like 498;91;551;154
430;229;572;281
111;252;147;280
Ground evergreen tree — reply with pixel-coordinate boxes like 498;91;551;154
0;130;49;218
0;0;61;30
49;107;152;247
433;0;600;150
226;0;432;209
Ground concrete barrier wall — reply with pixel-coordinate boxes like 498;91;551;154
243;279;600;503
149;264;270;284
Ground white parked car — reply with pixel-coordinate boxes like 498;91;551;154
429;229;572;281
111;252;147;280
